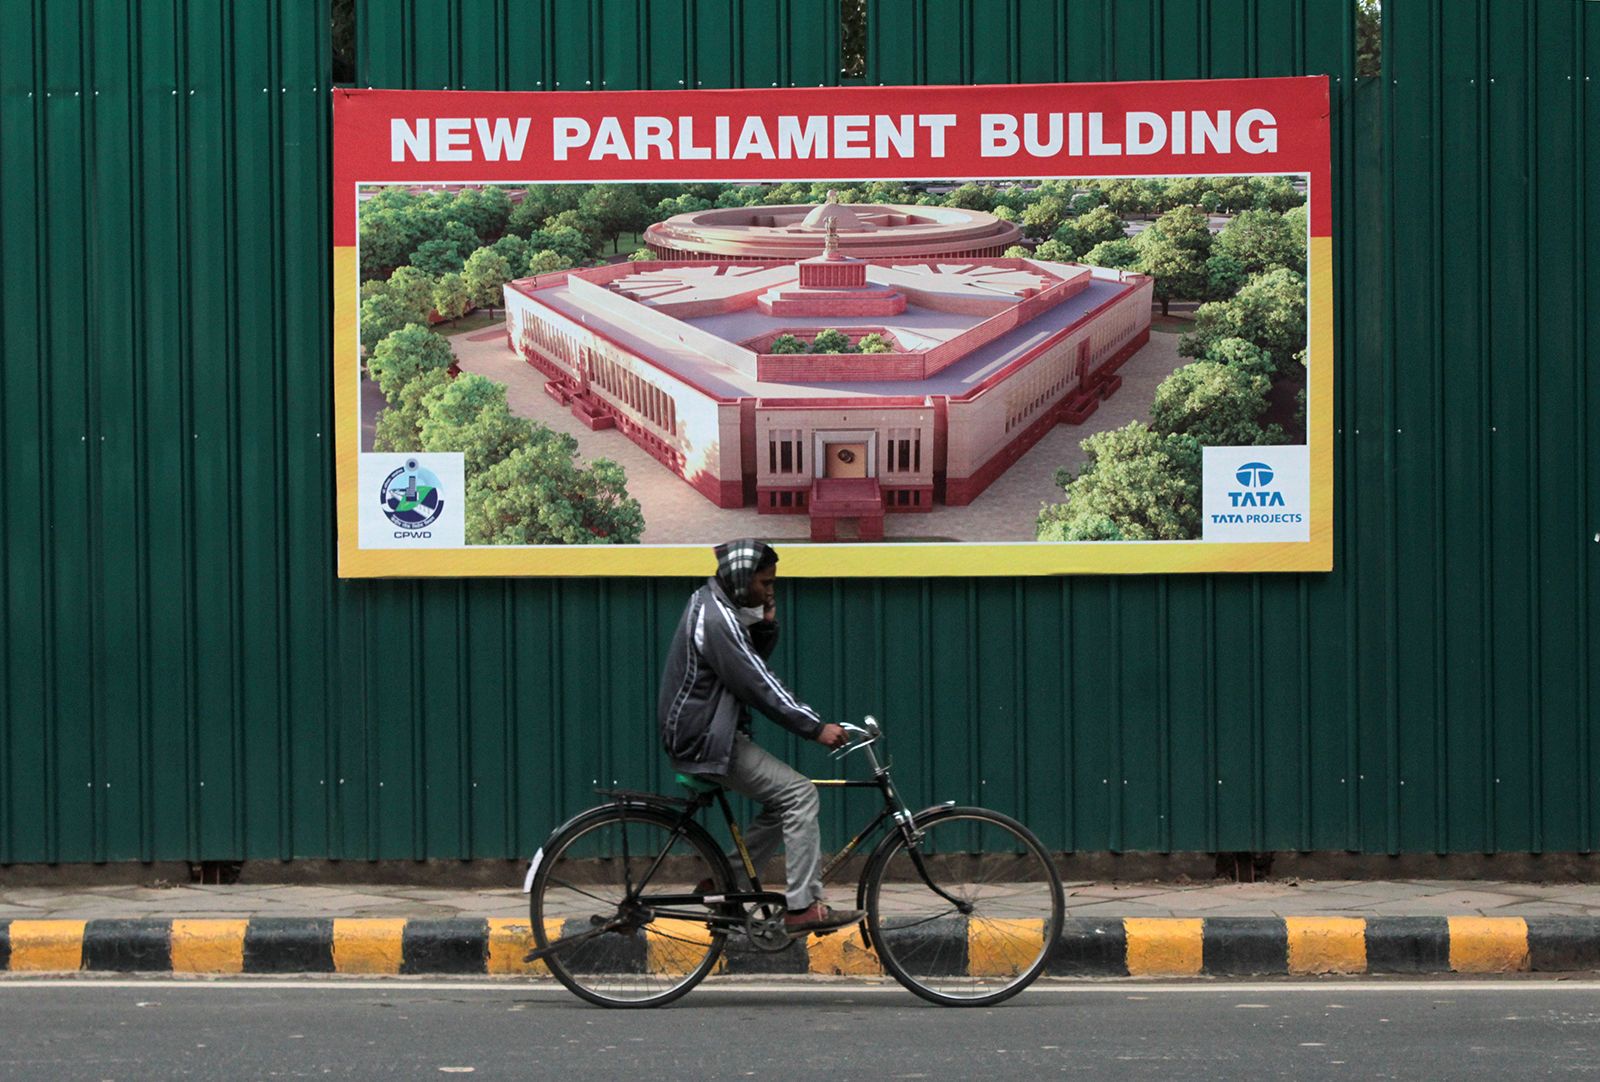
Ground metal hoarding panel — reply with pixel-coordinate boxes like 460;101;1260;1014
0;1;1594;862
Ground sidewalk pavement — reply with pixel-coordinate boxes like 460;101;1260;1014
4;879;1600;979
7;877;1600;921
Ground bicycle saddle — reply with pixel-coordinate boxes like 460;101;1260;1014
675;772;722;795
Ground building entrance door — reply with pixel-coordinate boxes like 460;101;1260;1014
823;442;869;478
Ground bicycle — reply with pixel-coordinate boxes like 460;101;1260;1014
522;716;1063;1008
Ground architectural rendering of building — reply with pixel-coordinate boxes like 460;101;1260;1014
643;198;1025;262
503;205;1151;541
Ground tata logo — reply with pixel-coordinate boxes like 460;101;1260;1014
1235;461;1275;487
1229;461;1285;507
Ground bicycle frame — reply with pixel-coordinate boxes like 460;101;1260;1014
606;735;967;922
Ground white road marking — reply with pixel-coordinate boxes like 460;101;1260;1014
2;978;1600;994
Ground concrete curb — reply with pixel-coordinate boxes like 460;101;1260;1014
2;916;1595;977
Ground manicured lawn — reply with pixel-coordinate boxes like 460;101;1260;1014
610;230;647;254
435;310;502;336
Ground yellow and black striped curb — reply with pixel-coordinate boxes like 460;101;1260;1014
2;916;1597;977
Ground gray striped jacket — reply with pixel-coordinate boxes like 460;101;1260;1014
656;578;823;776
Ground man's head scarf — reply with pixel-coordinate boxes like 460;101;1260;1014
714;539;778;606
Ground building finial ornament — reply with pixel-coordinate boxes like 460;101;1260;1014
824;215;840;257
827;188;839;203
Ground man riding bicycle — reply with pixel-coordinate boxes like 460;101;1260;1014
656;538;863;935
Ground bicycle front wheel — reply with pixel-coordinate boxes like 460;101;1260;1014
530;804;734;1008
864;807;1062;1006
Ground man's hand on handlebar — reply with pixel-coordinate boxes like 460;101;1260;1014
816;723;850;749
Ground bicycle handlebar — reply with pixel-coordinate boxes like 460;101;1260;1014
829;715;882;759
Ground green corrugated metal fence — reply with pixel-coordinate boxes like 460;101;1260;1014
0;1;1595;865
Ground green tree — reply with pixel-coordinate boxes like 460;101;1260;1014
627;247;655;262
527;248;571;275
372;368;452;452
543;208;604;252
1003;244;1031;259
451;186;513;244
506;191;551;238
859;180;918;204
385;266;437;321
1020;195;1070;239
993;183;1038;210
1099;179;1154;216
1149;361;1283;446
410;237;466;278
856;333;893;354
1199;176;1255;213
806;182;861;204
1250;176;1305;213
432;271;472;322
1133;204;1214;315
359;291;416;353
358;206;415;279
809;328;853;354
528;225;593;266
1158;177;1207;211
418;373;534;474
579;184;650;250
1035;423;1202;541
1211;208;1305;277
440;218;480;250
505;184;583;237
942;182;997;212
467;435;644;545
1032;237;1076;263
1073;205;1128;250
1068;190;1103;215
769;334;806;354
461;247;514;317
761;181;810;205
992;204;1017;222
1179;268;1308;373
654;193;713;219
1082;237;1140;269
1357;0;1382;78
1281;203;1310;246
1203;252;1249;300
366;324;455;401
490;233;530;274
716;184;769;208
1199;336;1275;379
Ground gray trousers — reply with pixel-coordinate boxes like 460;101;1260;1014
710;732;822;910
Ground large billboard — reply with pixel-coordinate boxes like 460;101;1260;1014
333;79;1332;577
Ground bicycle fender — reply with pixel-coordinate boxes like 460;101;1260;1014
521;799;683;893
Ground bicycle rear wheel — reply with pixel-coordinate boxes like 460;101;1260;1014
863;806;1062;1006
530;804;734;1008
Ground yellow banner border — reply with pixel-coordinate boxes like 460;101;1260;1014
334;235;1332;579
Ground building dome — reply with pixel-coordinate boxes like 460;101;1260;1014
644;200;1024;262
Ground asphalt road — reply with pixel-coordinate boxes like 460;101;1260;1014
3;978;1599;1080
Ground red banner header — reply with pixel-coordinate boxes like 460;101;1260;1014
333;78;1330;242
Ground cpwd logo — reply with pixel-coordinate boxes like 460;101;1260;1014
1228;461;1284;507
379;458;445;535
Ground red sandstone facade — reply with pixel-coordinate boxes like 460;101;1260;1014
502;214;1150;541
